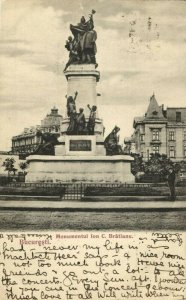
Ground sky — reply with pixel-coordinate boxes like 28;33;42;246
0;0;186;151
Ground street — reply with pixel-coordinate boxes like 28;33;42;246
0;210;185;231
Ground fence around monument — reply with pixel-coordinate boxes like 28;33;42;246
0;182;168;200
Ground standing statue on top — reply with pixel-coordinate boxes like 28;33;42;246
104;126;124;155
64;9;98;71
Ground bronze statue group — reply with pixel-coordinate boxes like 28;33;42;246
33;10;124;156
66;91;97;136
33;90;123;156
64;9;98;71
66;91;124;155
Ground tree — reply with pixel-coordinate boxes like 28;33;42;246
2;157;17;176
144;153;174;177
19;161;29;175
132;153;181;182
131;154;144;176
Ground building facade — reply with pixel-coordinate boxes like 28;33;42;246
125;94;186;162
12;107;62;157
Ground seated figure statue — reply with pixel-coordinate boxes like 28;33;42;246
34;131;60;155
104;126;124;156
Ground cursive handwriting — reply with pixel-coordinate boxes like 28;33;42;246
0;232;185;299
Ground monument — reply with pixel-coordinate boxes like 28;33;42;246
26;11;134;183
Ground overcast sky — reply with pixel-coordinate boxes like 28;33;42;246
0;0;186;151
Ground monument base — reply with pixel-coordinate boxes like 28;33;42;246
56;135;106;156
26;155;134;183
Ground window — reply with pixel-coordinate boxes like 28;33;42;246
152;110;158;116
152;130;159;141
184;131;186;141
152;145;159;154
176;111;181;122
184;146;186;157
140;134;144;142
169;146;175;158
169;131;175;141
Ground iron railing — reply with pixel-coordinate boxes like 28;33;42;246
0;182;168;200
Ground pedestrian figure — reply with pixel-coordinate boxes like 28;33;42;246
167;168;176;200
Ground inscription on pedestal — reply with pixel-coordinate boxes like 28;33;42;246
70;140;92;151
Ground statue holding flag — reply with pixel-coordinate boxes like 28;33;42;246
64;10;98;70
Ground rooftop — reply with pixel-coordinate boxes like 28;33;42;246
145;94;166;121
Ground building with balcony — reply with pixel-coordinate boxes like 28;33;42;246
11;107;62;157
125;94;186;161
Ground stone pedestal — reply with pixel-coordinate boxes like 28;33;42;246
55;135;106;156
26;155;134;183
62;64;104;136
25;64;135;184
64;64;99;117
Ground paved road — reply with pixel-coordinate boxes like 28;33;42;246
0;210;185;231
0;199;185;209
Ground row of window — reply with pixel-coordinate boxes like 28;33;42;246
12;127;60;147
168;146;186;158
140;130;160;142
168;131;186;141
140;130;186;142
149;145;186;157
42;127;59;133
13;138;37;146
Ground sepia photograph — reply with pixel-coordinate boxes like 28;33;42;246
0;1;186;300
0;0;185;232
